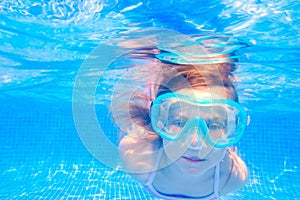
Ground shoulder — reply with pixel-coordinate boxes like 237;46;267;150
119;135;161;184
220;148;248;194
119;134;160;153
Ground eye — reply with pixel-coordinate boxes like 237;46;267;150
167;115;187;127
207;120;225;130
170;119;186;127
165;118;187;135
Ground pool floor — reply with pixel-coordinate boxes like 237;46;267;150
0;98;299;199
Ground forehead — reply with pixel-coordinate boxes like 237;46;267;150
175;86;233;100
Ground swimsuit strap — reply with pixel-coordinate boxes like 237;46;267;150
213;163;220;198
213;149;228;198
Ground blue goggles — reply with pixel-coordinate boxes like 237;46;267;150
150;93;247;148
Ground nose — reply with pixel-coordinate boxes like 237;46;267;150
189;118;209;149
190;128;199;147
189;128;206;149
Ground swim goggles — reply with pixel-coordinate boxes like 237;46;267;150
150;93;247;148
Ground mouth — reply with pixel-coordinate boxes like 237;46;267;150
182;156;206;163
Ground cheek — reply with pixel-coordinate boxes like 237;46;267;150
207;148;227;164
163;139;189;162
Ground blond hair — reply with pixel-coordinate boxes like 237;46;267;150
121;60;238;139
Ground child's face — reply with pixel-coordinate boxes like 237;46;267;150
161;86;232;175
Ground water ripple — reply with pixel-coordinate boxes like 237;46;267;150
0;0;299;112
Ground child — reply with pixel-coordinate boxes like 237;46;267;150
116;46;248;199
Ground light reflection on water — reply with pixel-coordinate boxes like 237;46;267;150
0;0;299;110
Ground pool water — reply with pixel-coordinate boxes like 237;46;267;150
0;0;300;199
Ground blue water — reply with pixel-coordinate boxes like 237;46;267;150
1;0;300;199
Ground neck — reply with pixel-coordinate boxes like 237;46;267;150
153;153;217;196
159;152;215;181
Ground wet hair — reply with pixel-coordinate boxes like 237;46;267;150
110;41;240;141
156;63;238;100
126;61;238;137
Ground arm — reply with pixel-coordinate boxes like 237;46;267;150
118;126;161;184
220;148;248;194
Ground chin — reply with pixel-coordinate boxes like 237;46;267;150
186;167;203;175
179;160;209;176
183;164;214;176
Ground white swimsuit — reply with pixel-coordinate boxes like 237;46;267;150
144;150;222;200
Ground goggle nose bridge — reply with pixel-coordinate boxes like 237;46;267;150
181;117;209;148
